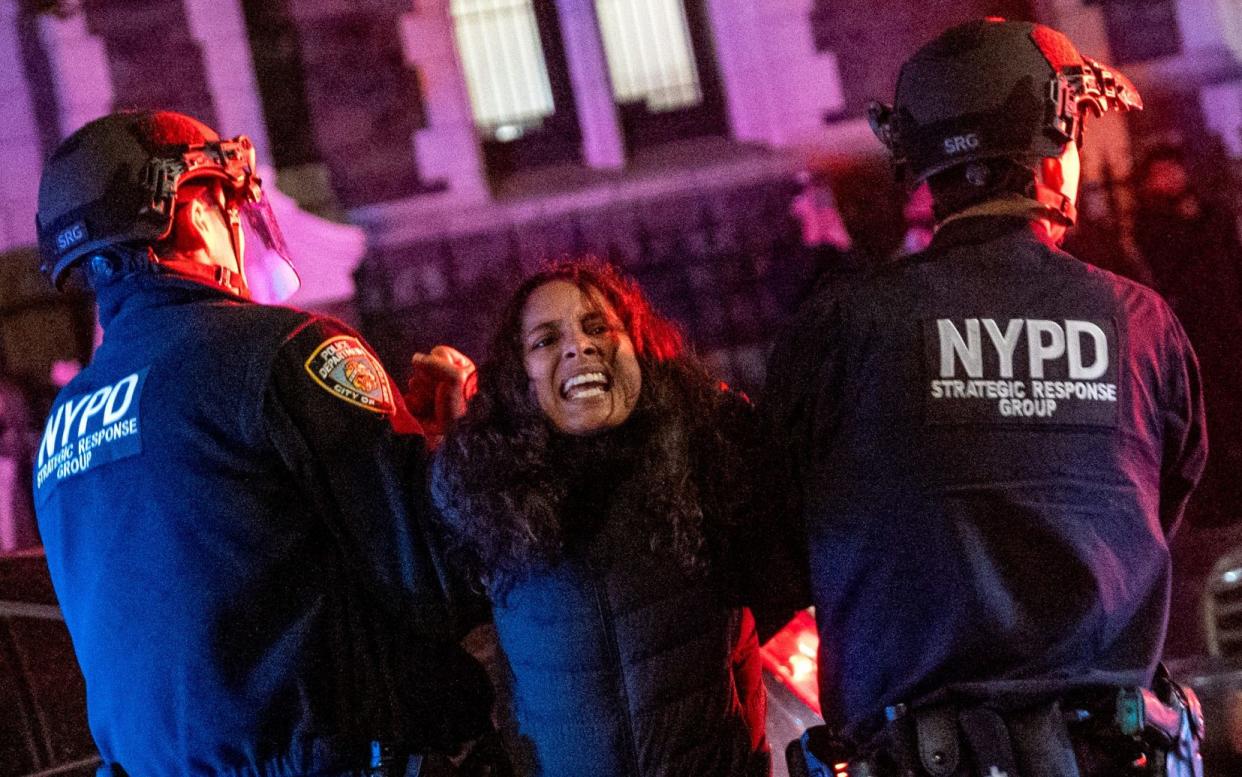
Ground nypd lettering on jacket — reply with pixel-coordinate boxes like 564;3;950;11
35;369;147;503
923;318;1118;426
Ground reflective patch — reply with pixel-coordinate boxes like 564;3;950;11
923;317;1119;426
34;369;147;505
304;335;395;414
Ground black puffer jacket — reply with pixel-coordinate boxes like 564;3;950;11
434;416;774;777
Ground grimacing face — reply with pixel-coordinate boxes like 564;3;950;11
521;280;643;435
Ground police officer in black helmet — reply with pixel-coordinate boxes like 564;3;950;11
763;19;1209;777
33;110;500;776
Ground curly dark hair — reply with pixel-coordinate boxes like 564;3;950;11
433;259;753;598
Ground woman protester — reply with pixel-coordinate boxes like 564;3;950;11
428;259;801;777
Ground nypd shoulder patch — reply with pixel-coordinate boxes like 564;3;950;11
304;335;396;415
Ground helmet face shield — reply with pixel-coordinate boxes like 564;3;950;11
236;193;300;304
171;136;301;302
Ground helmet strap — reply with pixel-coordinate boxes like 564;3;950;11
937;189;1076;231
154;257;250;299
1031;180;1077;225
217;197;251;298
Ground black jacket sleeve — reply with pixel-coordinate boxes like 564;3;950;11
1159;308;1209;533
749;294;855;641
261;316;457;640
703;390;808;642
759;286;847;499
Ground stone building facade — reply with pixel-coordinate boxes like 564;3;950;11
0;0;1239;391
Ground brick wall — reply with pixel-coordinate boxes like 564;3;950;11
355;176;810;395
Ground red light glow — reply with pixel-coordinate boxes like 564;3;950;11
758;608;821;715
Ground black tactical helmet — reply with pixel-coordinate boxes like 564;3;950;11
868;19;1142;186
36;111;261;289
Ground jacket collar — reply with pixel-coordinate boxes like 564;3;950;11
95;272;247;331
928;215;1059;253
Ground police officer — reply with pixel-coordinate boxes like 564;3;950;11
762;20;1208;776
33;110;494;776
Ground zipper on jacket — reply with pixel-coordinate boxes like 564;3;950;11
593;575;643;777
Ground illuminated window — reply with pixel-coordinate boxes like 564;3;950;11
594;0;703;111
451;0;556;139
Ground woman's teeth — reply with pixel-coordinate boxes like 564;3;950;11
562;372;609;399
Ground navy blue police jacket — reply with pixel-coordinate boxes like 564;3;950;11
33;274;490;776
760;216;1207;742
